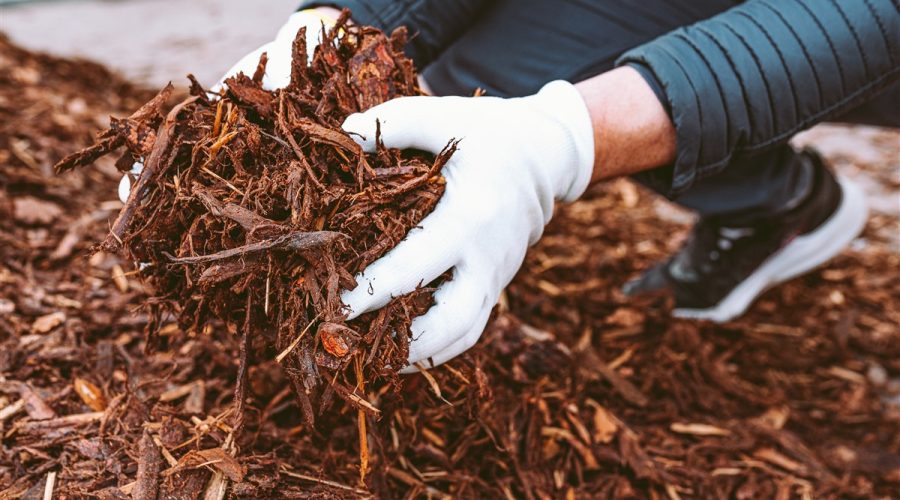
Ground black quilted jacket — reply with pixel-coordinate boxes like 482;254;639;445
301;0;899;196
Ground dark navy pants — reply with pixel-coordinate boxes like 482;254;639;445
417;0;899;219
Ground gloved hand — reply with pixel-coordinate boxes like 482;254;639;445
341;81;596;372
215;9;336;92
118;9;337;203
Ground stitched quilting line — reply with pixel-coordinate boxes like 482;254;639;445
696;24;753;150
760;0;826;110
721;22;776;141
862;0;896;67
676;30;731;162
830;0;872;81
793;0;847;96
736;11;801;127
655;43;704;193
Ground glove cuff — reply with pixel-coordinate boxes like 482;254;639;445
530;81;596;202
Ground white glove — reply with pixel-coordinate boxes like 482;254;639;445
118;10;335;203
118;162;144;204
216;9;336;92
341;81;595;372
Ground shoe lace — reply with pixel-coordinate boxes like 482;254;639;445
670;221;756;282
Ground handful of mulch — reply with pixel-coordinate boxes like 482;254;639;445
55;14;453;431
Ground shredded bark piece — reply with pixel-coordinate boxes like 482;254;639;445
3;19;898;500
53;15;448;430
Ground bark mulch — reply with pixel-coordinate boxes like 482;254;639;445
1;21;898;499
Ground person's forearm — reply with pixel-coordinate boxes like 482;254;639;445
575;66;676;183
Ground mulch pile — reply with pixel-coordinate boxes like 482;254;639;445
54;15;453;444
1;23;899;499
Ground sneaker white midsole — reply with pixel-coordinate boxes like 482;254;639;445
674;176;868;323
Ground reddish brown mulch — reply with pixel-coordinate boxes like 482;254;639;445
54;16;453;444
1;28;898;499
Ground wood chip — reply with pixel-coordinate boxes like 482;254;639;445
15;411;103;433
591;357;649;408
541;426;599;470
202;471;228;500
159;381;200;402
588;400;619;444
32;311;66;334
73;378;107;412
17;384;56;420
42;471;56;500
111;264;129;292
827;366;866;384
754;447;806;474
670;422;732;437
170;447;246;483
280;468;372;497
13;196;63;225
134;430;163;500
0;399;25;422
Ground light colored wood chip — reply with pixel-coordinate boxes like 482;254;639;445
589;401;619;444
280;467;372;496
42;471;56;500
827;366;866;383
0;399;25;422
111;264;129;292
32;311;66;334
670;422;732;437
159;381;199;402
73;378;107;412
712;467;744;476
202;471;228;500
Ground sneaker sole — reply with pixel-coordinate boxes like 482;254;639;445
673;176;868;323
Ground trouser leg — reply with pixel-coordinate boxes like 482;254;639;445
831;86;900;129
668;146;814;220
668;85;899;219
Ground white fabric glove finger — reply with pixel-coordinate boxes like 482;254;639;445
274;10;328;46
118;162;144;203
341;200;462;318
213;11;329;93
342;96;473;153
404;268;487;365
399;304;492;374
118;175;132;204
258;43;294;91
211;43;273;95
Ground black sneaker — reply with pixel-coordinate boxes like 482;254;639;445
623;151;868;323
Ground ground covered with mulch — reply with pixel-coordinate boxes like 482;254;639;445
1;27;898;499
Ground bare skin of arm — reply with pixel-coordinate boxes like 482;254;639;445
575;66;677;182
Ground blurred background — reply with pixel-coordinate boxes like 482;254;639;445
2;0;296;86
